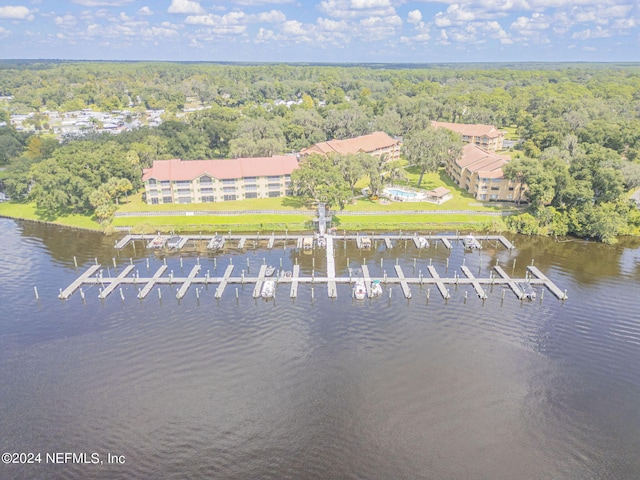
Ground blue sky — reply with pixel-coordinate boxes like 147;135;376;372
1;0;639;62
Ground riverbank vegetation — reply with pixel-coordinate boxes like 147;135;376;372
2;61;640;240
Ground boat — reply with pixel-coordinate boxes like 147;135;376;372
302;237;314;250
146;235;166;249
207;235;225;250
359;236;372;249
261;280;275;298
353;279;367;300
463;234;481;249
370;279;383;297
316;236;327;248
166;235;182;249
281;270;292;278
517;281;537;300
265;265;275;277
417;237;429;249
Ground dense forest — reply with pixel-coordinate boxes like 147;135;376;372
1;61;640;242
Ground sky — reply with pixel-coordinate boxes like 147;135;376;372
0;0;639;63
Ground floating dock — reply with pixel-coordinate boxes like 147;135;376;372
393;265;411;299
493;265;525;300
527;266;568;300
460;265;487;299
214;265;234;299
427;265;450;299
137;265;168;299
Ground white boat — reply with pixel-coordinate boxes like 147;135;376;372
208;235;225;250
265;265;275;277
166;235;182;249
353;279;366;300
370;280;383;297
261;280;275;298
463;234;481;249
418;237;429;249
146;235;166;249
517;281;537;300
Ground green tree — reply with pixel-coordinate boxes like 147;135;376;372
403;127;462;188
291;154;351;209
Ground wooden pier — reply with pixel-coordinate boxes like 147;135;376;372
326;235;337;298
176;264;201;299
427;265;450;299
99;265;136;299
493;265;525;300
361;265;373;298
214;265;234;299
137;265;168;299
393;265;411;299
58;264;101;299
440;238;453;249
253;265;268;298
460;265;487;299
384;237;393;249
527;266;568;300
290;265;300;298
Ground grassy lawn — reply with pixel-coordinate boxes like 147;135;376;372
345;168;516;213
112;214;311;233
0;201;102;230
117;191;313;213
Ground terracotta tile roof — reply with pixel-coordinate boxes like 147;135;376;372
432;121;503;139
300;131;399;156
457;144;510;178
142;155;299;182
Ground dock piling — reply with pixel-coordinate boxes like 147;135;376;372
34;286;39;300
73;256;78;268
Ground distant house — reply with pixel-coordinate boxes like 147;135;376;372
300;131;401;162
431;121;504;152
142;156;298;205
445;144;524;202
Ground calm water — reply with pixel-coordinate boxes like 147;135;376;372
1;218;640;479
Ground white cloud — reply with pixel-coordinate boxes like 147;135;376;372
511;12;550;36
0;26;10;37
0;6;33;20
168;0;205;15
318;0;396;19
54;14;77;27
72;0;133;5
572;26;611;40
186;12;245;26
407;10;422;25
138;6;153;16
236;0;294;4
253;10;287;23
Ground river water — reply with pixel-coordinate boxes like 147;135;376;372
1;217;640;479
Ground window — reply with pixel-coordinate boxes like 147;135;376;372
151;198;159;204
267;175;281;181
508;187;514;191
176;180;191;187
223;186;236;193
222;178;236;185
177;188;191;195
161;180;170;186
243;176;257;182
245;192;258;199
178;197;191;204
245;184;257;191
200;187;214;194
268;191;280;198
479;194;487;200
489;194;499;200
490;187;500;191
201;196;215;202
223;194;237;201
200;175;212;184
148;179;157;186
268;183;281;189
162;196;172;204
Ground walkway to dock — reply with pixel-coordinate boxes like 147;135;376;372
493;265;525;300
99;265;136;299
252;265;268;298
176;265;201;299
58;264;101;299
215;265;234;299
326;235;337;298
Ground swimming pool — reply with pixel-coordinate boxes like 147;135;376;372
385;188;418;199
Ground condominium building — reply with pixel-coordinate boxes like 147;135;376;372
300;131;401;161
446;144;524;202
431;121;504;151
142;156;298;205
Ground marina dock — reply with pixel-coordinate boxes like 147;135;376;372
57;232;566;304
